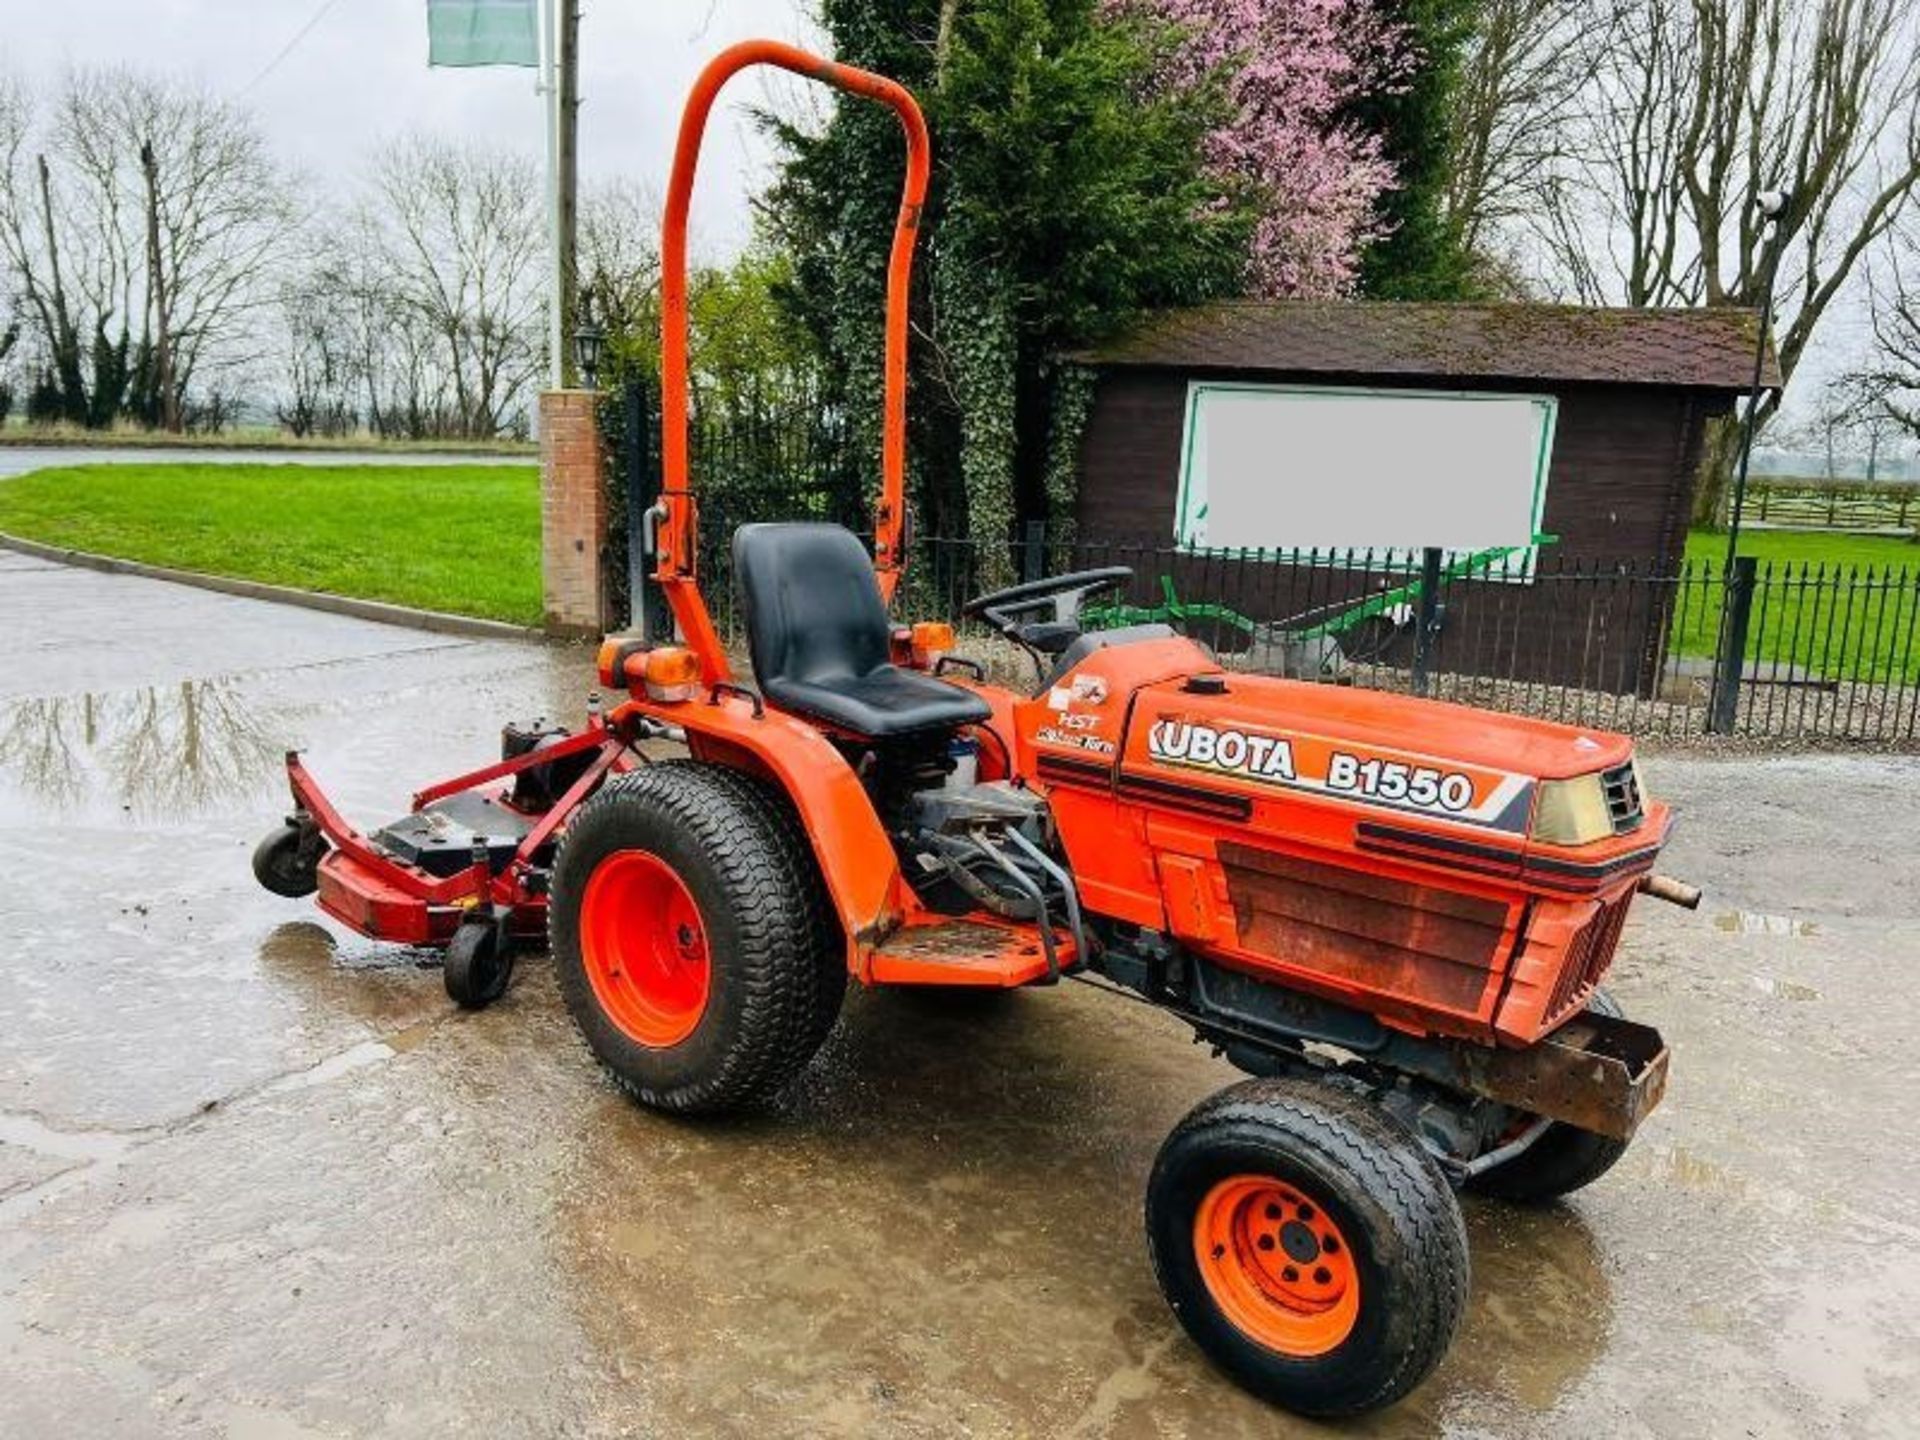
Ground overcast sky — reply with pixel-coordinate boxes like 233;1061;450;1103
2;0;820;258
0;2;1874;422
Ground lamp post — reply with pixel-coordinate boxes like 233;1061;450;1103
572;295;605;392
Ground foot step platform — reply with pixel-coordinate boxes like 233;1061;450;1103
866;917;1074;988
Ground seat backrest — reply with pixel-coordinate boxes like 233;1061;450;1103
733;523;892;689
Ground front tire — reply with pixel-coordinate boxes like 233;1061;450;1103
1147;1077;1469;1418
549;762;834;1114
1465;989;1631;1203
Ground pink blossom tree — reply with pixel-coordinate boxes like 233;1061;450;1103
1108;0;1410;296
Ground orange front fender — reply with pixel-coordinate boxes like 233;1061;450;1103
611;696;904;967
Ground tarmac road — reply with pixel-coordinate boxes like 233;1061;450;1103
1;547;1916;1438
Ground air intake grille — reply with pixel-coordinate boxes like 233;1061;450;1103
1545;894;1631;1023
1601;761;1643;833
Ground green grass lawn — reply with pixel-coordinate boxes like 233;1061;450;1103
1674;527;1920;684
0;463;543;625
1682;526;1920;570
3;463;1915;683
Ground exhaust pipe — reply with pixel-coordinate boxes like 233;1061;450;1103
1639;873;1702;910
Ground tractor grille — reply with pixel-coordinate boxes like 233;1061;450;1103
1601;761;1643;833
1545;894;1631;1023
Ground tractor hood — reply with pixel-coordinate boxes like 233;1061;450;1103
1118;671;1638;841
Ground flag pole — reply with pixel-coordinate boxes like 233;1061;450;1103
539;0;563;389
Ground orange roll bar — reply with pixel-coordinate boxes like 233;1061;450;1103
654;39;930;683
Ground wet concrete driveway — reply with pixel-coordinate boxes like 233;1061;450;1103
2;548;1916;1438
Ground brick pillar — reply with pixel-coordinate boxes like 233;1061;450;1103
539;389;609;637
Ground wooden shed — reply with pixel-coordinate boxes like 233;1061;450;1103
1067;300;1777;693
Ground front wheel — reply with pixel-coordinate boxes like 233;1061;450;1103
444;916;513;1009
1146;1077;1469;1418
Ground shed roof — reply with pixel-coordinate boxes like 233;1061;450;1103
1075;300;1779;393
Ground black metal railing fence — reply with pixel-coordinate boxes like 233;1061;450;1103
607;382;1920;745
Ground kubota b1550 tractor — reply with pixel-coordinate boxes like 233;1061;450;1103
253;42;1696;1417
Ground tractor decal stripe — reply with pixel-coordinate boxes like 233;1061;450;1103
1139;715;1534;834
1354;822;1666;892
1351;824;1525;875
1036;753;1115;791
1115;770;1255;820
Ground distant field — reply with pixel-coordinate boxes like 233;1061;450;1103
0;462;543;625
1674;527;1920;684
1683;527;1919;571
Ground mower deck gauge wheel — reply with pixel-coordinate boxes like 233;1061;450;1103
252;818;324;898
445;917;514;1010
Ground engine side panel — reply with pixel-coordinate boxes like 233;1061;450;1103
1024;652;1666;1045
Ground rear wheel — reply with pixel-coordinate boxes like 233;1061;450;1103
1465;989;1631;1203
549;762;834;1114
1147;1077;1469;1418
693;765;845;1056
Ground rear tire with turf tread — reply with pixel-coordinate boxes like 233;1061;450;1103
690;764;845;1056
549;761;829;1114
1146;1076;1469;1418
1464;989;1631;1204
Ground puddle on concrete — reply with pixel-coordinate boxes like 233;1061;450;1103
1751;973;1823;1001
0;1112;136;1165
257;1040;395;1097
0;679;286;819
1716;910;1818;936
1645;1142;1747;1195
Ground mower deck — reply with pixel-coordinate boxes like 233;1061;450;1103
370;790;545;878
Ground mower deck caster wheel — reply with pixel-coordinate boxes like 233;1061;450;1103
445;917;514;1010
1146;1076;1469;1418
253;817;324;898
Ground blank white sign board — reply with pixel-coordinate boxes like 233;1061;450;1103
1175;383;1557;564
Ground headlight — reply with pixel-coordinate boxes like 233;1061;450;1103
1532;773;1614;846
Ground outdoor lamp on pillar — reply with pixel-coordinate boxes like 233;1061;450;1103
573;299;605;392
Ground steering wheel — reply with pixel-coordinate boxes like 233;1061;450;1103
962;566;1134;660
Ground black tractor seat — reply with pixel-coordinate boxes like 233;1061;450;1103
733;523;992;740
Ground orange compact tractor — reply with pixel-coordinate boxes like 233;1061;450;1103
254;41;1697;1417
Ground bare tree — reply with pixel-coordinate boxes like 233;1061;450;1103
579;176;659;337
0;68;97;424
1868;234;1920;436
360;134;546;439
1445;0;1617;288
0;66;295;430
1509;0;1920;518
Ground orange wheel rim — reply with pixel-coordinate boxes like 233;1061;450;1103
1193;1174;1360;1357
579;850;711;1048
